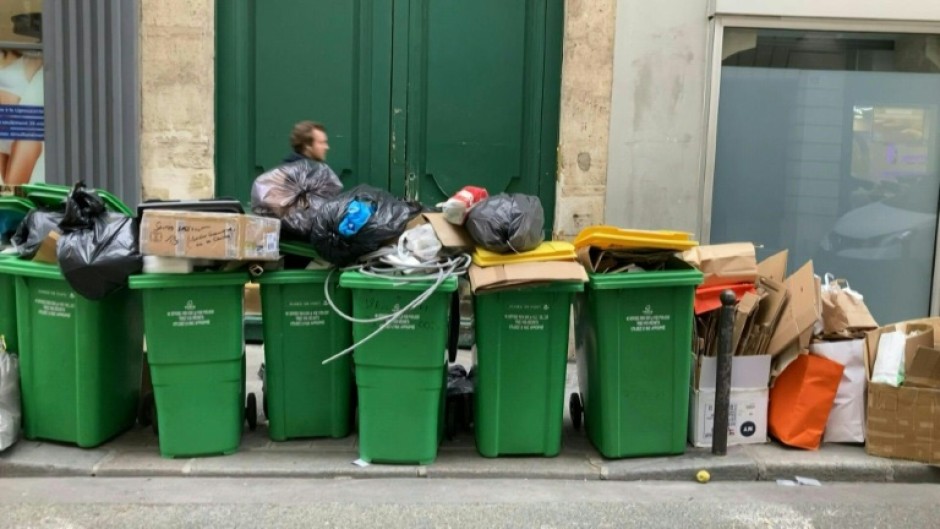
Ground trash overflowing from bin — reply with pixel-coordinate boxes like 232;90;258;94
2;175;938;467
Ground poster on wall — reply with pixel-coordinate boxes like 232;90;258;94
0;47;43;186
0;5;44;186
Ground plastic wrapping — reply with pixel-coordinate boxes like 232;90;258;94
309;185;422;266
0;339;20;452
56;183;143;300
11;209;64;259
464;193;545;254
251;159;344;238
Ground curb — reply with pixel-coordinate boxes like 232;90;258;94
3;442;938;483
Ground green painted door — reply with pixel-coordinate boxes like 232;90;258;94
216;0;562;228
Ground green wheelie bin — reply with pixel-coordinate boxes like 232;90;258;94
255;268;354;441
0;258;143;447
0;196;35;352
129;272;255;458
339;271;457;465
572;259;702;458
473;282;583;457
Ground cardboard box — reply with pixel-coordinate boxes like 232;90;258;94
767;261;819;357
468;261;587;293
865;318;940;464
244;283;261;316
422;212;475;253
690;355;772;448
681;242;757;287
32;231;60;264
140;210;280;261
907;347;940;389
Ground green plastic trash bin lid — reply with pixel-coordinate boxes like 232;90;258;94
473;282;583;458
340;271;456;464
0;258;143;447
254;269;354;441
577;261;702;458
279;240;320;259
129;271;250;457
19;183;134;217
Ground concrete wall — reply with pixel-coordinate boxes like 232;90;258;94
139;0;215;201
555;0;617;239
604;0;709;235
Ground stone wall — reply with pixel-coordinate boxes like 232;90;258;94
138;0;215;200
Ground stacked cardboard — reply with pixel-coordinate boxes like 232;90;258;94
865;319;940;464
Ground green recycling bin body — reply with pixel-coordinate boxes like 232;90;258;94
0;197;36;352
474;282;583;457
0;255;18;352
339;272;457;465
256;269;353;441
575;260;702;458
0;259;143;447
129;272;249;458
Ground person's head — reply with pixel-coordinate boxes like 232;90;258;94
290;121;329;161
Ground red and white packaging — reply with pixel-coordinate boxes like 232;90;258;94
439;186;488;225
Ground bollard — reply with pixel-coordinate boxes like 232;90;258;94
712;290;737;456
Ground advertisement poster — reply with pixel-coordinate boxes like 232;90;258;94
0;3;44;185
0;47;43;185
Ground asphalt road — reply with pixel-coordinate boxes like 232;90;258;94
1;478;937;528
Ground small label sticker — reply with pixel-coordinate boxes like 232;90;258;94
625;304;671;333
285;300;329;327
504;303;550;332
167;300;214;328
266;233;277;254
35;289;75;319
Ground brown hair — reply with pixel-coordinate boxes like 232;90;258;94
290;121;326;154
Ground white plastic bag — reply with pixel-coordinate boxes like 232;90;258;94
399;224;443;263
872;331;905;387
0;337;21;452
810;340;866;443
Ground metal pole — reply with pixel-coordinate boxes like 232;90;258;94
712;290;736;456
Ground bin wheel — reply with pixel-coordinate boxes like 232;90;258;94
246;393;258;432
569;393;583;431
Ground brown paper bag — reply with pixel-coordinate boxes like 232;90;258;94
681;243;757;287
820;275;877;336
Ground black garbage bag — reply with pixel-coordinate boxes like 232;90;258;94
11;209;64;259
309;185;422;266
55;183;143;300
251;159;344;238
464;193;544;253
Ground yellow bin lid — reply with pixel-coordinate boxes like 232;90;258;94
574;226;698;251
472;241;578;267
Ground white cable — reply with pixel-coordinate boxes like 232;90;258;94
321;251;471;365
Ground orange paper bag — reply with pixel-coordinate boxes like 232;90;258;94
768;354;844;450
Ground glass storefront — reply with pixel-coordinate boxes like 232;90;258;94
711;29;940;323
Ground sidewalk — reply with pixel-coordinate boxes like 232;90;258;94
2;346;938;483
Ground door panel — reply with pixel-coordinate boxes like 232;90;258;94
254;0;392;190
402;0;546;207
216;0;561;230
217;0;392;203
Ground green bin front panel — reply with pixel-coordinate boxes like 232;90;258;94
473;284;581;457
575;264;702;458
